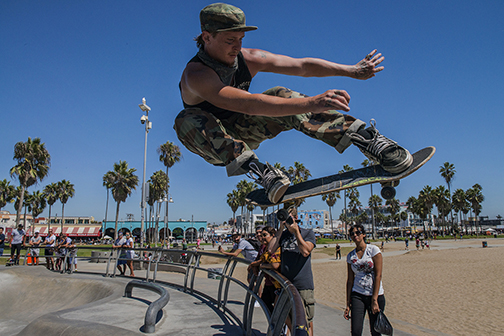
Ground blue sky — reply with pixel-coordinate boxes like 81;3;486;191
1;0;503;225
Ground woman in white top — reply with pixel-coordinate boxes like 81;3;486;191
124;232;135;277
344;224;386;336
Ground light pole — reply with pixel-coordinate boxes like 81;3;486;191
163;195;174;247
139;97;152;247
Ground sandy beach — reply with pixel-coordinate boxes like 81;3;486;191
312;238;504;336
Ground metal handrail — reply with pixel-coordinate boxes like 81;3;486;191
124;280;170;333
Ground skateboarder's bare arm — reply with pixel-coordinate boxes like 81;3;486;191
243;48;384;80
181;63;351;117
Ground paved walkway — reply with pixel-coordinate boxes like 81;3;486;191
2;238;499;335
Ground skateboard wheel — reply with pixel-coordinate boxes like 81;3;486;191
381;186;396;200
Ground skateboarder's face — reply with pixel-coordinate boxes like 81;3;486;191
204;31;244;66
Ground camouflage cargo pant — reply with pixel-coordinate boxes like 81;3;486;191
174;86;365;176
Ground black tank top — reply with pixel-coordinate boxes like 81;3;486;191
181;52;252;119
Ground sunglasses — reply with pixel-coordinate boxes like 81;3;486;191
350;231;364;236
261;233;270;237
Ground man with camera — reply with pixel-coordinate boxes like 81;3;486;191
277;207;316;335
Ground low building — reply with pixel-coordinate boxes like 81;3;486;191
0;211;100;239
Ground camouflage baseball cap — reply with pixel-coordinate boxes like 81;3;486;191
200;3;257;33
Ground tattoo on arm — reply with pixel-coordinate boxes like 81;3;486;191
259;51;267;59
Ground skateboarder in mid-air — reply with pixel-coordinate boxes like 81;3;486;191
175;3;413;204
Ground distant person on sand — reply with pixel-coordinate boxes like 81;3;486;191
344;224;386;336
336;243;342;260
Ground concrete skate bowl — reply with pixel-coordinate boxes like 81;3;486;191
0;267;134;336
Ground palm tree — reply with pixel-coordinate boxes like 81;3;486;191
466;184;484;234
58;180;75;234
247;202;256;230
385;198;400;228
102;171;114;238
9;137;51;226
452;188;468;221
433;185;451;232
417;186;435;236
149;170;168;244
287;162;311;184
361;159;376;238
157;141;182;232
368;194;382;239
236;180;257;234
322;192;340;239
439;162;456;224
107;161;139;240
0;179;15;210
27;190;47;235
43;182;59;231
340;165;354;236
146;181;157;244
13;187;28;222
286;162;311;207
348;188;362;222
226;190;240;230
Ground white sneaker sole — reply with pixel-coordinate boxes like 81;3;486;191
268;181;290;204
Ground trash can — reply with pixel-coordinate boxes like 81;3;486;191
482;241;488;248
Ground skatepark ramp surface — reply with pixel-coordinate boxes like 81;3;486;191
0;267;136;336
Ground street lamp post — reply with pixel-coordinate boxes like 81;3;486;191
139;97;152;247
163;195;174;247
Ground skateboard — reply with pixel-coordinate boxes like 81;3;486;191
246;146;435;207
5;259;17;266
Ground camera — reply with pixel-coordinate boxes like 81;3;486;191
276;209;294;224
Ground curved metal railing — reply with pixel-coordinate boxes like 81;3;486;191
6;245;309;336
124;279;170;333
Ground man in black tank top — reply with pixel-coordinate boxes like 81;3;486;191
174;3;412;205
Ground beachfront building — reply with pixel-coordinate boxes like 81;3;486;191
298;210;330;229
0;211;101;240
1;210;34;229
235;213;267;234
102;218;208;242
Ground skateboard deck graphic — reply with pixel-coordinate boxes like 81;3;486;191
246;146;435;207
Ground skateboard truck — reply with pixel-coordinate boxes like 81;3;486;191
380;180;399;200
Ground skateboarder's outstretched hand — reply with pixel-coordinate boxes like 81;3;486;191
311;89;351;113
353;49;385;80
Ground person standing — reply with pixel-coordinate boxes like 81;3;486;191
278;207;316;336
248;226;281;313
0;227;5;257
113;231;127;275
335;243;342;260
124;232;135;277
43;229;56;270
219;233;258;285
9;224;26;265
29;231;42;266
344;224;386;336
218;233;258;262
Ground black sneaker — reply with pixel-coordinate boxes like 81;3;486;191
247;162;290;203
348;120;413;174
